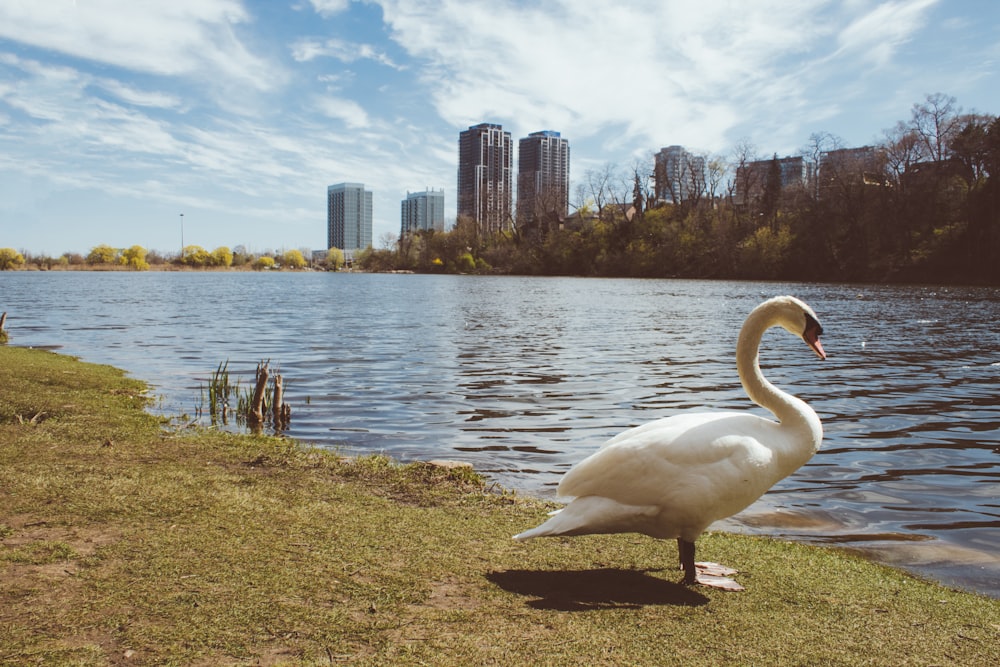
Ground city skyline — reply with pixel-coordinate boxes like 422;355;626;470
1;1;999;255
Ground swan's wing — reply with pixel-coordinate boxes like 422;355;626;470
557;412;782;511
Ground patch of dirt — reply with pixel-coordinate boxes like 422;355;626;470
1;513;121;607
1;514;129;662
1;513;119;556
420;578;482;611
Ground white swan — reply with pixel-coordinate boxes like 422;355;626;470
513;295;826;590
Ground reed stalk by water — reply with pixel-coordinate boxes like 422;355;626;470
200;359;292;432
205;359;239;424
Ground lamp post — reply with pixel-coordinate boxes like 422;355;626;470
180;213;184;260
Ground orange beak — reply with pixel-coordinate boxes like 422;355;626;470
804;324;826;360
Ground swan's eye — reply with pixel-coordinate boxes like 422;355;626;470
804;313;823;336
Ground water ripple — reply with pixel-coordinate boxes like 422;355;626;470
1;272;998;597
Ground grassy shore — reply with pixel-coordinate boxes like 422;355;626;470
1;346;997;665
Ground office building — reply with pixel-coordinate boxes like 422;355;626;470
735;155;814;205
327;183;373;251
818;146;887;195
654;145;706;204
457;123;513;235
400;188;446;237
517;130;570;229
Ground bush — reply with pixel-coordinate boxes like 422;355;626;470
211;247;234;267
86;244;118;265
0;248;25;270
120;245;149;271
280;249;306;269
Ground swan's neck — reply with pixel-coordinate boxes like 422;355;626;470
736;308;821;445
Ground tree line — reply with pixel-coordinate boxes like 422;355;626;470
360;93;1000;285
0;245;346;271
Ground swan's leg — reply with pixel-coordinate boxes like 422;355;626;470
678;538;745;591
677;538;697;585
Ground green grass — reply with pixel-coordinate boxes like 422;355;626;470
1;346;998;665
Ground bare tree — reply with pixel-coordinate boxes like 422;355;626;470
910;93;961;162
378;232;397;251
883;121;925;189
802;132;844;198
728;138;760;207
626;154;656;216
684;152;708;208
581;163;617;220
705;154;727;202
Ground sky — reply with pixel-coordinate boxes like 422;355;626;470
1;0;998;257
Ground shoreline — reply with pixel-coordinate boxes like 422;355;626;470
4;337;998;601
2;346;998;664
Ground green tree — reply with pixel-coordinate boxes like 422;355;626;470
454;252;476;273
86;244;118;265
120;245;149;271
280;249;307;269
737;223;794;279
0;247;25;270
326;247;345;270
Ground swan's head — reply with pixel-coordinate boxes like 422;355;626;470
768;296;826;360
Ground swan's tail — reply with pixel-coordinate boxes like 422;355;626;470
512;508;564;541
513;496;659;541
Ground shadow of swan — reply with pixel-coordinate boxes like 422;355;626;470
486;568;709;610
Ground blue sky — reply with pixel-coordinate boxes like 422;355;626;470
1;0;998;257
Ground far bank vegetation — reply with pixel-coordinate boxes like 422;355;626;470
0;245;328;272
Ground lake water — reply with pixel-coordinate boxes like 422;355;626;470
1;272;998;598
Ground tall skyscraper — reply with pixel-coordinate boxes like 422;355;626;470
400;188;445;237
457;123;512;235
327;183;373;251
516;130;570;230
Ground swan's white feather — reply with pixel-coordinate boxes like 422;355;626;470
550;412;806;541
514;411;800;542
513;496;660;541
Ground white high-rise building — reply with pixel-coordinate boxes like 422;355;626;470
400;188;445;236
327;183;373;251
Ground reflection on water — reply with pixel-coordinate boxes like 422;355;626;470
1;272;998;598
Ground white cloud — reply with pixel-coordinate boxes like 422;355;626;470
291;37;403;69
92;79;183;110
376;1;825;148
837;0;939;66
314;95;371;128
0;0;277;90
375;0;938;152
308;0;352;18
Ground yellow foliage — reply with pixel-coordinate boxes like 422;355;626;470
0;247;25;270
